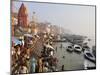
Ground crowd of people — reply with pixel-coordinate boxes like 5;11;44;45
40;44;58;72
11;33;58;74
36;33;58;72
11;43;30;74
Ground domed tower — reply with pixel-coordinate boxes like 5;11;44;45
18;3;28;27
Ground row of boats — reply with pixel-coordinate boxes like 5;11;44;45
66;44;96;63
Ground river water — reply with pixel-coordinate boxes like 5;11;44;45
53;42;96;71
85;35;96;50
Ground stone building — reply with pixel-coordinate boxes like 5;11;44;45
18;3;28;27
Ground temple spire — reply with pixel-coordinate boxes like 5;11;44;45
18;3;28;27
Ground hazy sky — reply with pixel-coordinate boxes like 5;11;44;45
12;1;95;38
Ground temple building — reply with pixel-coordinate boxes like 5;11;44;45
18;3;28;27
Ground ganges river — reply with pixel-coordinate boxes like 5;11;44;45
53;42;96;71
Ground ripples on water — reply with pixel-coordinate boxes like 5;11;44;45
54;41;96;71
